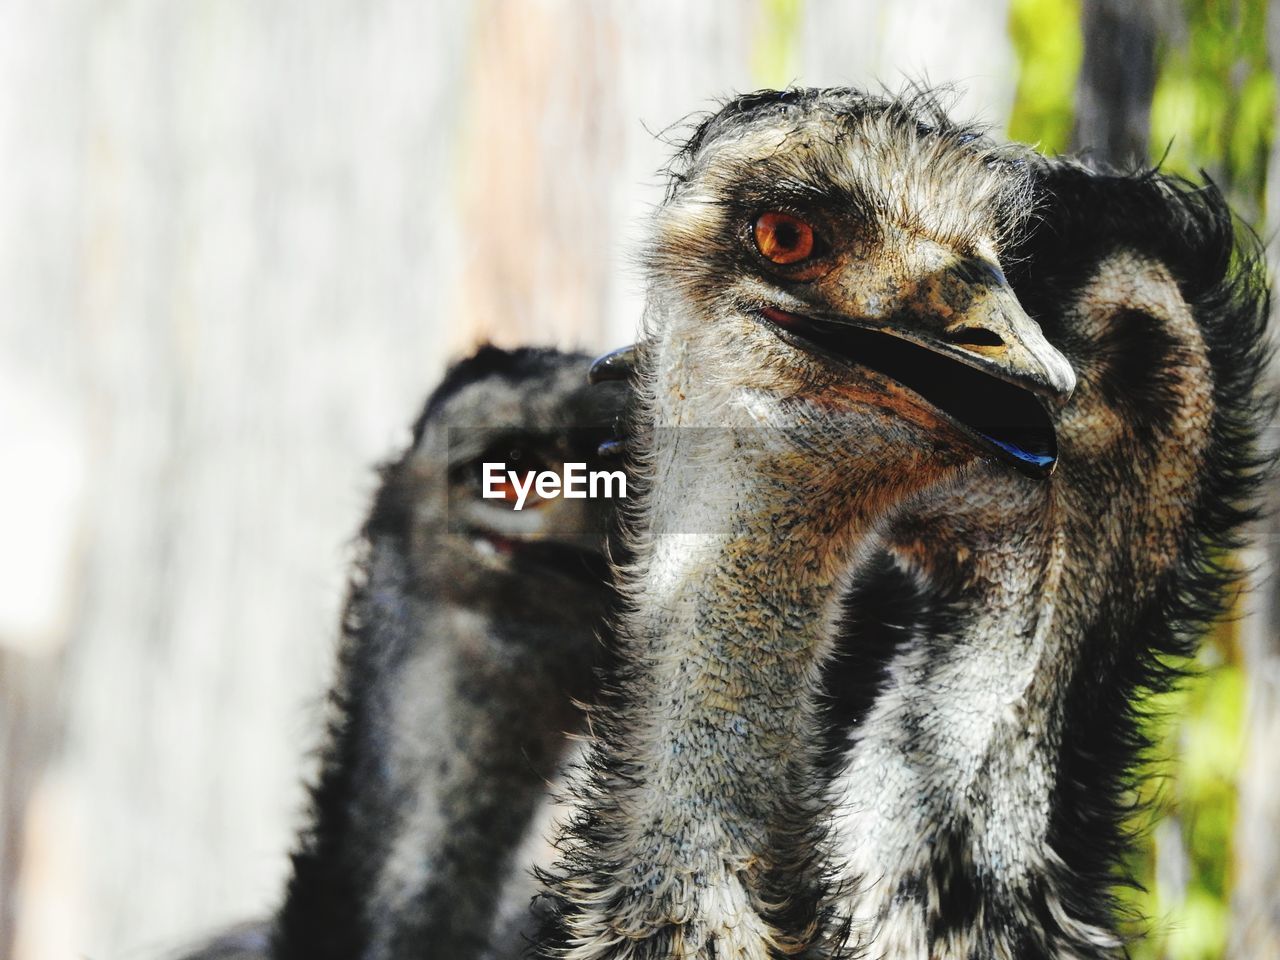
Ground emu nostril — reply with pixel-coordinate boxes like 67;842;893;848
946;327;1005;348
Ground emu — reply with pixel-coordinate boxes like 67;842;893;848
538;89;1076;959
275;346;628;960
824;159;1268;958
550;89;1268;960
180;346;626;960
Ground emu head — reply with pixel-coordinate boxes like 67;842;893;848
642;89;1075;507
374;346;625;628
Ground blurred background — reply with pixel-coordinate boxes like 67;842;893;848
0;1;1275;958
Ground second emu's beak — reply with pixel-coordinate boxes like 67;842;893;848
588;344;637;459
588;344;638;385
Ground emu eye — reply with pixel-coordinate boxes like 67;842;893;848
485;472;535;505
466;444;552;508
754;211;816;265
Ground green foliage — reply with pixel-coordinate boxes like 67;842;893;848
1117;623;1246;960
1149;0;1274;221
1007;0;1083;152
1126;4;1273;953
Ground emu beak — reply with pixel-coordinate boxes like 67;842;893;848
588;344;638;385
588;344;638;458
927;280;1076;406
759;264;1076;478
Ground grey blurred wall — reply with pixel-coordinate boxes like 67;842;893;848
0;2;1016;957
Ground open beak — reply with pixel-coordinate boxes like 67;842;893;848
589;272;1075;478
755;261;1076;478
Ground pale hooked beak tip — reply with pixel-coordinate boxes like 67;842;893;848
1025;340;1077;408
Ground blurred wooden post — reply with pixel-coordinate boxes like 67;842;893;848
0;652;60;960
1070;0;1158;165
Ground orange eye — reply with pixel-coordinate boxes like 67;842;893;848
753;211;815;265
489;473;535;504
469;446;551;509
481;470;546;509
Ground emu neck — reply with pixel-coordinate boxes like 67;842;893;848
631;467;858;852
831;485;1124;958
276;534;590;960
551;421;921;960
545;297;971;958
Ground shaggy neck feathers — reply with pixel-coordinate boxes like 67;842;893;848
539;292;976;959
823;166;1269;959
